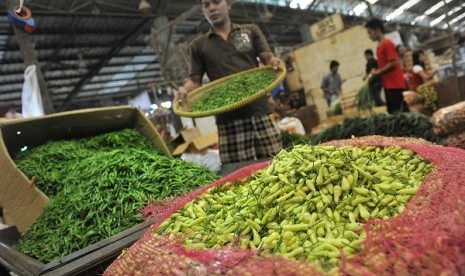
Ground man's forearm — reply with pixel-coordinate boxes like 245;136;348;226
175;76;202;101
259;51;283;70
379;61;396;75
259;51;275;65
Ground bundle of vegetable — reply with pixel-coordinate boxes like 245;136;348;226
314;113;438;144
356;79;373;113
190;69;276;112
416;82;438;110
14;129;219;263
156;144;433;268
330;98;342;115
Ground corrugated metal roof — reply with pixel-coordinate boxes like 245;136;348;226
0;0;462;113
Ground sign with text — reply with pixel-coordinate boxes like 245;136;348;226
310;14;344;41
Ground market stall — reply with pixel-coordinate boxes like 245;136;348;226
2;1;465;275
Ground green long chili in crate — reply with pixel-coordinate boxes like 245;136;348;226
14;129;219;263
190;70;276;112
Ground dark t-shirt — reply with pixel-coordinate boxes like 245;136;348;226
189;23;272;123
366;57;381;84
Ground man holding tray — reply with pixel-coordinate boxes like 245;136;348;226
176;0;284;164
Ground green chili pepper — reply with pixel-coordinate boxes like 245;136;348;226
14;129;219;263
190;70;276;112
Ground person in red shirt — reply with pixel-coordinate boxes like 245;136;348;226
410;50;436;92
365;19;408;113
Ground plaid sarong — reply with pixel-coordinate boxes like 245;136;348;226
217;115;282;164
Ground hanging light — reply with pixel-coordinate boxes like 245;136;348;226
138;0;152;13
77;52;87;70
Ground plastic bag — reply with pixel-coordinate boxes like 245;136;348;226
277;117;305;135
402;91;424;113
330;98;342;115
21;65;44;118
402;91;423;106
180;151;221;173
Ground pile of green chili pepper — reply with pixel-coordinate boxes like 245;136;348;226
156;144;433;269
14;129;219;263
190;69;276;112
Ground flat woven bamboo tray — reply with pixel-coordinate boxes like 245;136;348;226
173;65;287;118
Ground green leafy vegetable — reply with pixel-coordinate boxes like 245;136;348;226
356;80;373;113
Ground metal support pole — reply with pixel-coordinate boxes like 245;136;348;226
5;0;55;114
150;5;201;38
147;5;201;89
443;0;461;101
362;0;374;18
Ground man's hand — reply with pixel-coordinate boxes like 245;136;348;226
175;77;201;103
174;86;188;103
371;69;381;77
269;57;284;70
